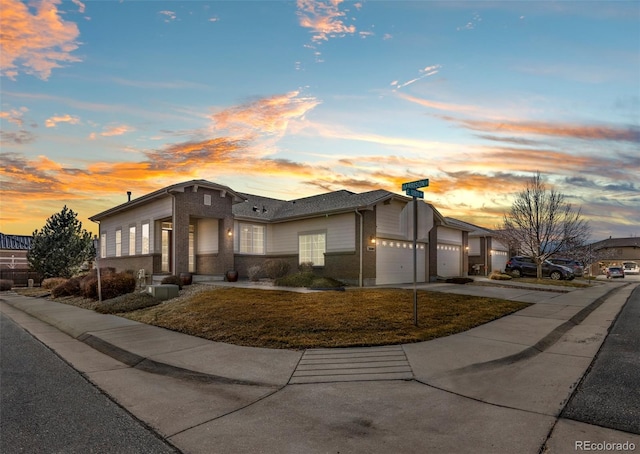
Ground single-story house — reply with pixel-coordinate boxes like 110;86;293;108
445;218;510;275
587;237;640;275
89;180;472;286
0;232;37;286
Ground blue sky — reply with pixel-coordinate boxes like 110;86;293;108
1;0;639;240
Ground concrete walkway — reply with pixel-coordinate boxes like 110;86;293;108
2;279;639;453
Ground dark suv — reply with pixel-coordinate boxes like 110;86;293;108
547;258;584;277
505;256;575;280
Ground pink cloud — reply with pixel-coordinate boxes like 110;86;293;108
297;0;356;42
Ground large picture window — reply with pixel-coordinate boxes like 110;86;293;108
239;224;265;254
299;233;326;266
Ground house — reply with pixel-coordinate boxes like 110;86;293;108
445;218;510;275
587;237;640;275
0;232;36;286
89;180;471;286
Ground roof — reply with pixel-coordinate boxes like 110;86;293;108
0;233;32;250
90;180;246;221
234;189;401;222
444;217;487;234
590;237;640;250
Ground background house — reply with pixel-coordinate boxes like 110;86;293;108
90;180;471;286
0;232;39;286
587;237;640;275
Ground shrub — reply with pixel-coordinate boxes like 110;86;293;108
100;272;137;300
262;259;291;279
161;275;183;290
95;292;162;314
42;277;67;289
0;279;13;291
275;271;315;287
445;277;474;285
247;265;262;282
52;277;83;298
298;261;314;272
81;275;99;299
309;277;345;289
489;271;513;281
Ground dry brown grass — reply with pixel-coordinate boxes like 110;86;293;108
122;287;529;349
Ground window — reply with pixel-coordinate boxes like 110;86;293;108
115;229;122;257
129;226;136;256
100;233;106;258
239;224;265;254
141;223;149;254
299;233;326;266
189;228;195;273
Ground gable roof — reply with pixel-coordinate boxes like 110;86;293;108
590;237;640;250
0;233;32;250
90;180;246;221
445;217;493;235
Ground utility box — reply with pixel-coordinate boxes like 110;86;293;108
147;284;179;301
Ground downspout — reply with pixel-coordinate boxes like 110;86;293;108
355;209;363;287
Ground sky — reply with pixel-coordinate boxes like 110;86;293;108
1;0;639;241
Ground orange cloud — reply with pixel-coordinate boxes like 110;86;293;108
45;114;80;127
0;0;82;80
297;0;356;42
448;118;640;143
100;124;134;137
211;91;320;138
396;92;482;115
0;107;28;126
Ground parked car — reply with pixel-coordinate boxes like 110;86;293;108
606;266;625;279
548;258;584;277
622;261;639;275
505;256;575;280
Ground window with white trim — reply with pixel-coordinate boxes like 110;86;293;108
115;229;122;257
299;233;326;266
129;226;136;256
141;223;149;254
100;233;106;258
239;224;265;254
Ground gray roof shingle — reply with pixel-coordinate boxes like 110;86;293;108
0;233;32;250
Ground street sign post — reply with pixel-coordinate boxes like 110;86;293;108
401;178;429;327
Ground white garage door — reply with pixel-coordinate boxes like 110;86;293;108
437;244;461;277
376;240;426;285
491;250;509;273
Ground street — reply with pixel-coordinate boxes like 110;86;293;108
562;284;640;434
0;314;179;454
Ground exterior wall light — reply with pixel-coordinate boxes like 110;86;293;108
369;236;376;244
227;228;233;237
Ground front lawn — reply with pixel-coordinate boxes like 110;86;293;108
119;287;528;349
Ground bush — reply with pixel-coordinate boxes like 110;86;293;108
52;277;82;298
275;271;315;287
247;265;262;282
308;277;345;289
42;277;67;289
100;272;136;300
489;271;513;281
0;279;13;291
262;259;291;279
445;277;474;285
95;292;162;314
298;261;314;272
161;275;183;290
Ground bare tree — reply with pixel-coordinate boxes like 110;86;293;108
498;172;590;279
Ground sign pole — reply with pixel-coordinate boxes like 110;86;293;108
413;195;418;326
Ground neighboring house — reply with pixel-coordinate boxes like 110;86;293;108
445;218;509;275
0;232;37;286
90;180;472;286
0;233;31;270
587;237;640;275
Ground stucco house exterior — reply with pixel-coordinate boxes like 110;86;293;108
89;180;471;286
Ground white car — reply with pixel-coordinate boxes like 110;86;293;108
622;261;639;275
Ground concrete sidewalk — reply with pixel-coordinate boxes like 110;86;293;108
2;280;639;453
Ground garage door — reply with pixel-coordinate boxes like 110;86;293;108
491;250;509;273
376;240;426;285
437;244;461;277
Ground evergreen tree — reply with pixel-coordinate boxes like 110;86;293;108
27;206;95;278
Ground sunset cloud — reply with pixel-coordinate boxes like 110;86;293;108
100;124;135;137
447;118;640;143
44;114;80;128
0;0;82;80
211;91;321;138
0;107;28;126
297;0;356;42
391;65;442;90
